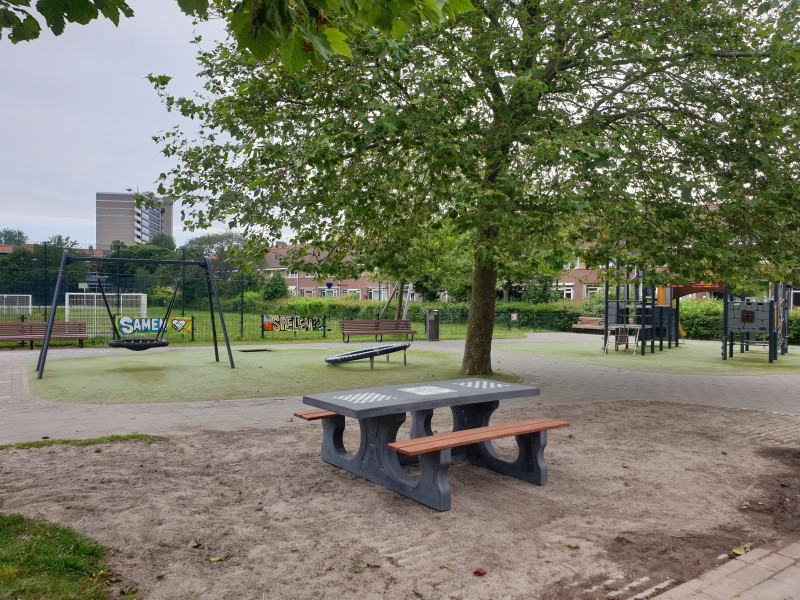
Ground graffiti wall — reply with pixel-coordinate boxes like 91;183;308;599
116;316;192;335
263;315;322;332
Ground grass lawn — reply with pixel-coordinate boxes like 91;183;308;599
28;347;518;404
0;514;125;600
496;338;800;376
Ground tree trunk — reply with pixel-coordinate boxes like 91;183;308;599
502;280;510;302
394;281;404;320
460;259;497;375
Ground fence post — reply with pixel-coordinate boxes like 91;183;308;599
261;315;265;338
191;316;195;342
323;315;326;338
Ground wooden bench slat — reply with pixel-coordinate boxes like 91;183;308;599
338;319;418;342
0;322;89;347
572;317;605;330
294;409;341;421
388;418;570;456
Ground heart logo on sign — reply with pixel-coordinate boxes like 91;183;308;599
172;319;187;332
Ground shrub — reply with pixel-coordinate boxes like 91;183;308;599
262;272;291;301
496;301;582;331
787;310;800;345
678;298;723;340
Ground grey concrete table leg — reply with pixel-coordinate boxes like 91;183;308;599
450;400;548;485
396;409;434;467
319;412;452;510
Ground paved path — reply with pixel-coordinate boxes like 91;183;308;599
4;333;799;445
1;333;798;599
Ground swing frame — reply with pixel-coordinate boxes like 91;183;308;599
36;250;235;379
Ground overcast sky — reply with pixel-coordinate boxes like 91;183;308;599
0;2;226;248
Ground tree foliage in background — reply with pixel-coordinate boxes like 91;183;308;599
0;228;29;245
261;271;291;301
154;0;799;374
150;233;177;251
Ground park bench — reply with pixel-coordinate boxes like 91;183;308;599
572;316;604;331
338;319;418;343
0;321;89;349
294;409;341;420
387;418;570;457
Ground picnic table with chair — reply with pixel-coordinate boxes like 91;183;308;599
295;379;569;511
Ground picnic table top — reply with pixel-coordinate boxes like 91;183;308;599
303;378;540;419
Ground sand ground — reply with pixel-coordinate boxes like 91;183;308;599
1;400;798;599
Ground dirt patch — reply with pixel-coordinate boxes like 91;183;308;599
0;401;798;600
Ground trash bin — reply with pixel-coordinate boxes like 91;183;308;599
426;310;439;341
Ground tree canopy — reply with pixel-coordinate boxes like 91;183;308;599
0;228;28;245
153;0;800;373
2;0;472;73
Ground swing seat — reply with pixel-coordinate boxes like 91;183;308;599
109;338;170;351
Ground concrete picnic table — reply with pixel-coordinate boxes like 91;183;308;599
302;379;558;510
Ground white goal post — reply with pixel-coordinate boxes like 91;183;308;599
65;293;148;337
0;295;32;315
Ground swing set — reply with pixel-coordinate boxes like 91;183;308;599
36;250;235;379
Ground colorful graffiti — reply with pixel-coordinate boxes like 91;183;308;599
116;316;192;335
263;315;322;332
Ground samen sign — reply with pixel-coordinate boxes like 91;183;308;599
263;315;322;332
116;316;192;335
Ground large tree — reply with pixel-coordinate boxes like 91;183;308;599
153;0;800;374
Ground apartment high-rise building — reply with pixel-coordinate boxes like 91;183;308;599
96;192;173;248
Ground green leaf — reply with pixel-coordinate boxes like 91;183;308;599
324;28;352;57
63;0;99;25
445;0;475;15
176;0;209;16
9;13;41;42
36;0;68;35
311;33;333;60
247;29;280;61
280;33;311;74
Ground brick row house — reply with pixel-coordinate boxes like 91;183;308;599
260;243;396;301
554;258;605;301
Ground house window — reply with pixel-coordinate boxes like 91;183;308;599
368;288;387;301
585;286;602;296
345;289;361;300
300;288;315;298
286;270;298;278
555;284;574;299
563;258;580;270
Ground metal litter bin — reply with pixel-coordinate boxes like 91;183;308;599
426;310;439;341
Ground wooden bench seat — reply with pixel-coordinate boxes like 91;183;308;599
294;409;341;421
0;322;89;349
387;418;571;456
338;319;418;343
572;316;604;331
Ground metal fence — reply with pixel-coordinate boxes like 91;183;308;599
0;307;575;348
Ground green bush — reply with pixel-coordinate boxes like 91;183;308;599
678;298;723;340
495;301;582;331
788;310;800;344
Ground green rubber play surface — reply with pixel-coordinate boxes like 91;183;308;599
495;339;800;376
28;347;516;404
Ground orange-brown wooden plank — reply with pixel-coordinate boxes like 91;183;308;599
388;419;570;456
293;409;342;421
